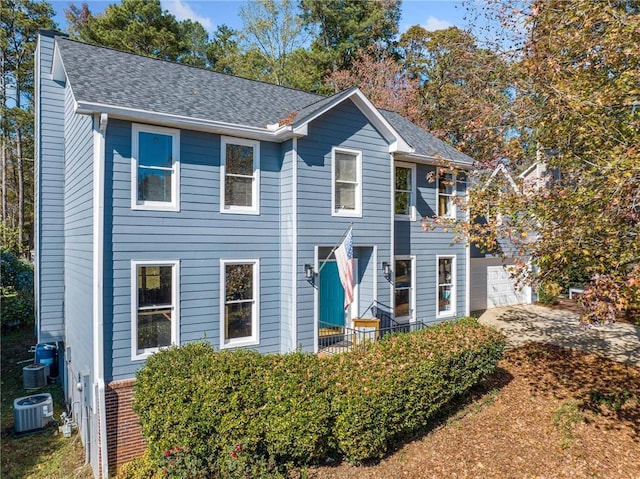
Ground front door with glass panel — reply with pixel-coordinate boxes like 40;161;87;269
319;261;345;329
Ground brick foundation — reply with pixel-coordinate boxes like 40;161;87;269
105;379;146;475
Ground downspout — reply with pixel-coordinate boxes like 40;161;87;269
291;136;298;350
465;175;471;317
93;113;108;478
389;153;395;315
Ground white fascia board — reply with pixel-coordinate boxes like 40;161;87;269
487;163;520;194
51;42;66;82
75;101;296;142
292;88;413;154
518;162;539;179
395;152;474;170
348;91;412;153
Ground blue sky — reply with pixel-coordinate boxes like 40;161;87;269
50;0;469;36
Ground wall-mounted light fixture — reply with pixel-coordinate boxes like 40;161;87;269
382;261;391;278
304;264;315;281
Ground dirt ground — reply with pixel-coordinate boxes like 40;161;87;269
308;343;640;479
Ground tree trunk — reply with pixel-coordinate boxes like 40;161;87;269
1;136;6;229
16;128;24;247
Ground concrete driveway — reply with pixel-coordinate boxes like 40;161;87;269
477;304;640;367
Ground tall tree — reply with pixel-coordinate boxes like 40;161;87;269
464;0;640;323
65;0;209;64
237;0;310;87
300;0;401;74
399;26;517;166
206;25;241;75
1;0;56;252
327;46;420;117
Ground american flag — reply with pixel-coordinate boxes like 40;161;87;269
335;227;354;310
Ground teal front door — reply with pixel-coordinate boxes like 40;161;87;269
319;261;345;328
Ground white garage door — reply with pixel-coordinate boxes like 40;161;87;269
470;258;531;311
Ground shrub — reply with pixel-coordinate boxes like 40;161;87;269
133;318;504;476
328;317;505;462
133;343;270;473
134;344;331;477
538;281;561;305
261;352;333;466
1;248;34;330
116;450;163;479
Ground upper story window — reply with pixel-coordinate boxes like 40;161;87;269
132;124;180;211
131;260;179;360
395;163;416;219
437;171;456;218
221;259;260;348
332;147;362;217
221;136;260;214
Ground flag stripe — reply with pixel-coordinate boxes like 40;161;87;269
335;228;354;309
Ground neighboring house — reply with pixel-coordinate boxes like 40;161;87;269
34;31;473;477
469;163;534;311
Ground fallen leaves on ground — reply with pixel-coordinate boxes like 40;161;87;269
309;343;640;479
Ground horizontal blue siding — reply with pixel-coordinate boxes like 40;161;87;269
63;83;94;391
104;120;282;381
395;163;468;323
296;100;393;350
36;34;65;342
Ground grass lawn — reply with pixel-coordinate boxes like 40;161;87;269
1;327;92;479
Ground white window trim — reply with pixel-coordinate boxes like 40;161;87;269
436;171;456;219
131;260;180;361
394;255;416;322
331;146;363;217
394;162;416;221
220;136;260;215
131;123;180;212
220;259;260;349
436;255;456;318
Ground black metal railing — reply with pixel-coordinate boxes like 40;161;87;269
318;314;428;355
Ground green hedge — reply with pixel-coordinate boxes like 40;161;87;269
328;317;505;462
132;317;504;477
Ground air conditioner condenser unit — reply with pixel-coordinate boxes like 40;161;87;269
13;393;54;434
23;363;50;390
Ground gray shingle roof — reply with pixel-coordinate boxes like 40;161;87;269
57;37;323;128
57;37;474;165
379;110;474;166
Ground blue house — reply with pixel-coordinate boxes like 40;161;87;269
34;31;473;477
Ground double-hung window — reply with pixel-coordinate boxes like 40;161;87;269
221;137;260;214
395;163;416;219
437;256;455;316
332;147;362;217
221;260;259;348
437;171;456;218
394;256;415;321
131;261;179;360
132;124;180;211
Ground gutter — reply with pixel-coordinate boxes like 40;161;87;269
76;101;295;143
93;112;109;478
395;152;474;170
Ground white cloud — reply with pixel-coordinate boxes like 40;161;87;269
422;16;453;31
161;0;213;30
